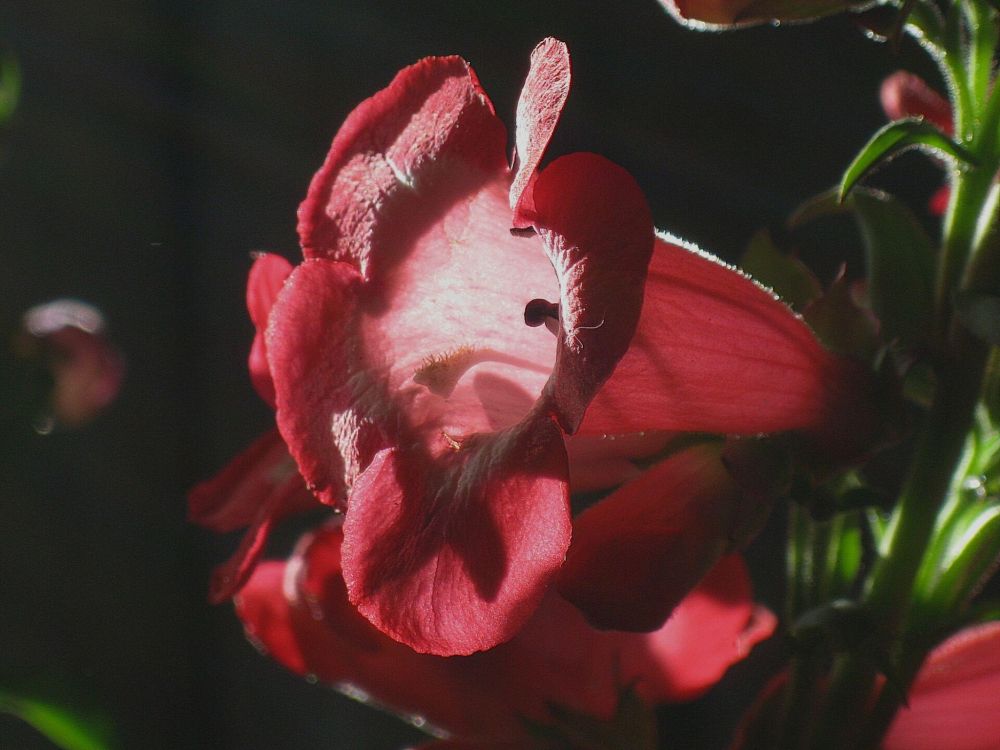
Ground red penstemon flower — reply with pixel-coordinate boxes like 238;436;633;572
194;38;879;657
880;70;954;216
236;518;777;746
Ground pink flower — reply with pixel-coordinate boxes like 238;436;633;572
236;519;777;746
264;38;879;655
19;299;123;428
882;621;1000;750
188;253;321;603
880;71;954;216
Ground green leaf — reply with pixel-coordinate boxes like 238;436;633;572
0;53;21;123
0;692;113;750
849;190;936;347
955;290;1000;346
803;272;880;360
839;118;976;200
740;230;822;309
786;187;851;229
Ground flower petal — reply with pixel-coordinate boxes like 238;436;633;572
881;71;953;135
246;253;293;407
297;55;507;278
883;621;1000;750
558;442;752;631
239;522;772;743
580;237;871;444
188;428;313;532
268;259;361;505
341;410;571;655
528;153;655;432
509;38;571;227
187;429;319;601
623;554;777;702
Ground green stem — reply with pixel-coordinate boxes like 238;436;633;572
937;166;997;342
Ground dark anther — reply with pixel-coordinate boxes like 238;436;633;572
510;227;537;238
524;298;559;327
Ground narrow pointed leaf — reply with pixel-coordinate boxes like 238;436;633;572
839;119;975;201
0;691;113;750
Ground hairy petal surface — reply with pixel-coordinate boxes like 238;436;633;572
341;413;571;655
529;153;654;432
297;56;507;277
510;38;571;227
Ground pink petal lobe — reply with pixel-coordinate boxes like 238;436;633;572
246;253;293;407
187;429;318;601
341;411;571;656
527;152;654;432
883;621;1000;750
580;238;865;440
188;429;314;532
881;71;953;135
238;524;772;743
297;55;507;278
558;442;748;631
509;38;571;227
238;527;532;741
268;259;358;505
625;554;777;702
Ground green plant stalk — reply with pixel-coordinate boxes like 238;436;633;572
937;165;998;341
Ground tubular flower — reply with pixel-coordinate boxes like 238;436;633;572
659;0;874;30
188;253;322;604
264;38;881;655
882;621;1000;750
236;519;777;746
880;70;954;215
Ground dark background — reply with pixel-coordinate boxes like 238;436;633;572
0;2;936;748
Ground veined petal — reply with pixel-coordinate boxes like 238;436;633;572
558;442;749;631
246;253;293;407
341;411;571;655
883;622;1000;750
510;38;571;227
297;55;507;278
580;237;869;442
